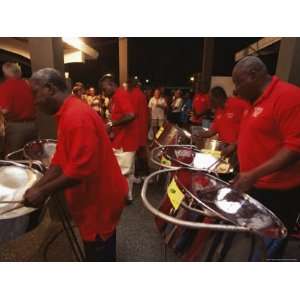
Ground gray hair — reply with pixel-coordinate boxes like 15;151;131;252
2;62;22;78
31;68;67;92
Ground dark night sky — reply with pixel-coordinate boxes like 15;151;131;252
0;37;279;88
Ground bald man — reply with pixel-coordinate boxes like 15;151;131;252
231;56;300;259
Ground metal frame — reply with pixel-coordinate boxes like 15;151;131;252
141;168;272;261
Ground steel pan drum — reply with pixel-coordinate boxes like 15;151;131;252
142;168;287;261
0;161;44;243
150;121;191;150
151;145;234;175
23;139;57;169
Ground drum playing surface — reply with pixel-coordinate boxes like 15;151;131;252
0;164;42;219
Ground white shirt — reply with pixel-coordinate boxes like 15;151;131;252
148;97;167;120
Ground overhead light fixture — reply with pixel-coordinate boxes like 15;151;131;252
190;76;195;82
134;76;138;80
62;37;99;59
145;79;150;83
64;72;69;78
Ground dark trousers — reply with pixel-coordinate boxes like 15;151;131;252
248;186;300;260
5;121;38;154
83;231;116;262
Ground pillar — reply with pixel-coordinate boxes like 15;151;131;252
119;37;128;85
28;37;65;139
201;38;215;92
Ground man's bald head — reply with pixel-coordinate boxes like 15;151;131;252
232;56;271;102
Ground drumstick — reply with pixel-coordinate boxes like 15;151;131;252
0;200;24;204
0;203;24;216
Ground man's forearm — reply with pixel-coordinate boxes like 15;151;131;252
34;165;62;188
251;148;300;179
39;173;80;197
112;113;135;127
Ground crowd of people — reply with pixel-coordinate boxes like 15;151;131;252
0;55;299;262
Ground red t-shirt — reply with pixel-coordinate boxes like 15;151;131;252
51;96;127;241
211;97;250;144
129;87;149;147
238;76;300;190
111;88;138;151
0;78;36;121
191;93;210;124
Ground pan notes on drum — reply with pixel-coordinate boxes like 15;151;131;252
167;178;185;210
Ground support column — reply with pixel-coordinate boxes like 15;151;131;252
201;38;215;92
276;38;300;86
28;37;65;139
119;37;128;85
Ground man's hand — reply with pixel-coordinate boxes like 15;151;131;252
231;171;258;193
23;186;48;208
222;144;236;158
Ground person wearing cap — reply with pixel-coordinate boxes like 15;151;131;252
231;56;300;259
99;74;138;204
0;62;37;153
24;68;127;261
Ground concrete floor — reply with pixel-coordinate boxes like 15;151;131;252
0;180;299;262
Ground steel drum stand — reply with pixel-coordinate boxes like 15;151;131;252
53;193;85;262
5;149;85;261
141;168;270;262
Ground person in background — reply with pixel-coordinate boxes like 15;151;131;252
72;82;85;100
24;68;127;261
148;88;167;136
170;89;183;124
230;56;300;260
195;86;250;145
180;91;193;128
0;62;37;154
100;74;138;204
128;78;149;179
85;86;99;106
190;82;211;126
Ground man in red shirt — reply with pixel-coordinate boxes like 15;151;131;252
0;62;37;154
128;78;149;178
231;56;300;259
99;75;137;204
190;83;211;126
195;86;250;144
23;68;127;261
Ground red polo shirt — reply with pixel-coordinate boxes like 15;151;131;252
238;76;300;190
191;93;210;125
51;96;127;241
111;88;138;151
129;87;149;147
0;78;35;121
211;97;250;144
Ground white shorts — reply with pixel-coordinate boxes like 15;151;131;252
113;148;136;176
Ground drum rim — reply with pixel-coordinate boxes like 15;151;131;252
23;139;57;162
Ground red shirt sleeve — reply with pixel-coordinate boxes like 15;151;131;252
62;126;101;179
274;92;300;153
0;81;12;111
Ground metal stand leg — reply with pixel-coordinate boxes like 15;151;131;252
54;196;85;261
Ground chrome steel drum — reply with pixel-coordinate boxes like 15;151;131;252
150;121;191;150
142;168;287;239
152;145;234;175
0;161;44;243
23;139;57;169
